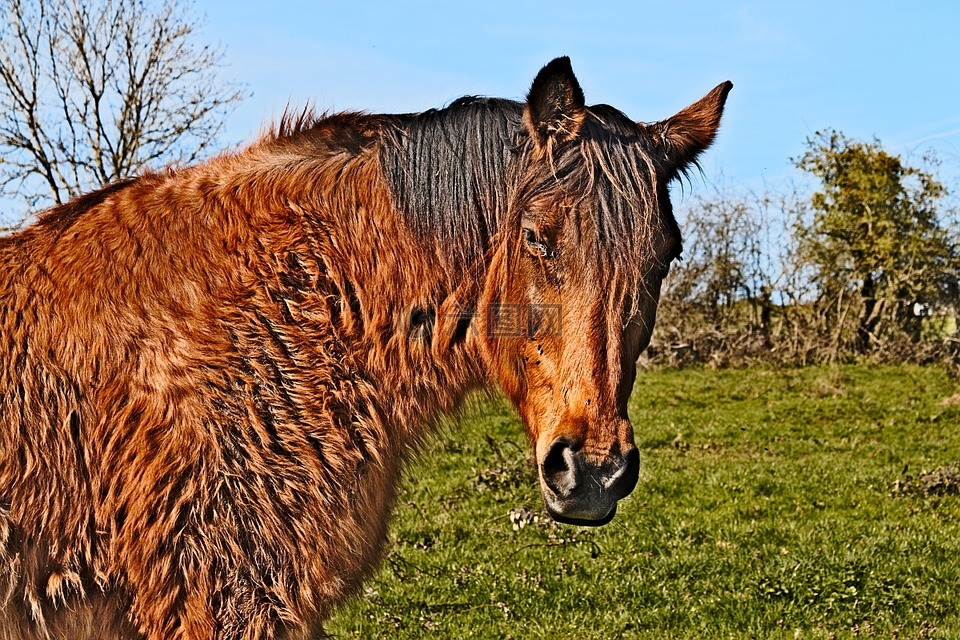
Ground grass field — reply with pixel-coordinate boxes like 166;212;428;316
327;365;960;639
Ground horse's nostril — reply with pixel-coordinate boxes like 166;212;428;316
607;446;640;499
625;446;640;475
541;437;579;497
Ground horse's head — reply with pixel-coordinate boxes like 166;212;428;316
479;58;731;525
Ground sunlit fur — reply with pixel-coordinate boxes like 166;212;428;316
0;59;729;638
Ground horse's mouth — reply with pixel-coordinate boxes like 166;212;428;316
545;503;617;527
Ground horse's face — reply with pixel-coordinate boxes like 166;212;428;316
481;58;730;525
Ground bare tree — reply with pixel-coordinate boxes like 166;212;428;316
649;191;772;366
0;0;244;225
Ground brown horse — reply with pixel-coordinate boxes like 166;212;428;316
0;58;730;638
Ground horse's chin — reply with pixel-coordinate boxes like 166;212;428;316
545;503;617;527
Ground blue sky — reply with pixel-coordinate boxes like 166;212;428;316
3;1;957;227
201;1;960;197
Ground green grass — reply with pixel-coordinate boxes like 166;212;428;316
327;365;960;639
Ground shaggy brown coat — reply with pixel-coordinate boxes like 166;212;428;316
0;58;729;638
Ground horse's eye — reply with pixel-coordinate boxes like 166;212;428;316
523;227;553;258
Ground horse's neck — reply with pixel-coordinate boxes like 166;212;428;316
257;147;492;435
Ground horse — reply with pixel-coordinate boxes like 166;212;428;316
0;57;730;639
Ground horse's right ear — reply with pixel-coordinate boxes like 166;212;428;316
525;57;586;148
650;81;733;181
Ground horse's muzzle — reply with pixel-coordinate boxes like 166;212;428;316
538;436;640;526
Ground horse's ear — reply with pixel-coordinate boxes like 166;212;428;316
525;57;586;148
650;81;732;180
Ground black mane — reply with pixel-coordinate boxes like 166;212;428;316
379;97;523;272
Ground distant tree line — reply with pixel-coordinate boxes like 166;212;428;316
649;129;960;369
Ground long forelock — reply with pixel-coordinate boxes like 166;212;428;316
539;108;671;321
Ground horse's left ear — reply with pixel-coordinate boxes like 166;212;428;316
650;81;733;180
525;57;586;148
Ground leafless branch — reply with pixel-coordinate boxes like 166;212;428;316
0;0;245;223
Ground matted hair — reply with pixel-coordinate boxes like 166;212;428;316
377;96;678;315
